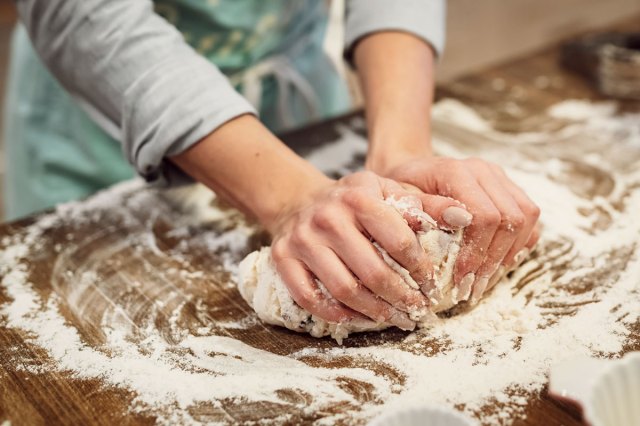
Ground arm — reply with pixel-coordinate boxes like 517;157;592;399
355;32;436;174
16;0;255;184
18;0;459;325
346;3;541;303
171;115;452;329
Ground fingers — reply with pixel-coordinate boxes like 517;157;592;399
473;167;540;300
386;183;473;231
526;223;541;249
448;175;501;294
275;256;357;323
490;165;541;267
414;193;473;230
324;225;428;312
346;191;434;288
473;171;524;282
467;184;520;303
485;224;541;292
486;265;507;291
430;160;541;304
301;244;415;330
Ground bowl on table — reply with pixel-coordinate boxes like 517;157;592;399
549;351;640;426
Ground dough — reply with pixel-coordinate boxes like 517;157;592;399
237;197;468;343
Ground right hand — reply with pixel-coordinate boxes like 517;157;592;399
266;171;471;328
379;156;541;303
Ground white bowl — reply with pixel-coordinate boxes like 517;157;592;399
368;406;478;426
550;352;640;426
586;352;640;426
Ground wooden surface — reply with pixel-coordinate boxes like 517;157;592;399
1;17;640;425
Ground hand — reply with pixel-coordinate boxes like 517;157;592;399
379;156;541;303
267;171;469;327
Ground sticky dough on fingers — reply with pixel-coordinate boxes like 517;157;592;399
238;196;518;343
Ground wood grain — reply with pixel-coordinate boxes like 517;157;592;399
1;15;640;425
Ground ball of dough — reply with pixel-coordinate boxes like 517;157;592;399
237;197;466;343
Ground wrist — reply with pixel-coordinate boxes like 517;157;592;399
364;100;434;176
258;171;333;234
171;114;331;233
366;131;433;176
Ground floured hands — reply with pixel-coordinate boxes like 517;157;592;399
378;156;541;303
266;171;470;326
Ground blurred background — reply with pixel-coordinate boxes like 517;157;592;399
1;0;15;218
1;0;639;218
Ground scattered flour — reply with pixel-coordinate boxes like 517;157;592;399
1;99;639;425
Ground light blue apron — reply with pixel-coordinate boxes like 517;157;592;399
3;1;351;220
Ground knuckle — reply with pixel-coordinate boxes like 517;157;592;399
457;247;482;271
476;209;501;228
391;235;416;256
290;226;314;249
341;189;369;210
501;213;526;231
271;240;288;262
361;265;389;286
331;282;358;302
412;261;433;281
523;203;541;220
312;206;340;233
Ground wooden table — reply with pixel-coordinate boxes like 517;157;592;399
1;18;639;425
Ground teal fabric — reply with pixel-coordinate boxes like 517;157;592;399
155;0;322;73
3;1;351;220
3;27;136;220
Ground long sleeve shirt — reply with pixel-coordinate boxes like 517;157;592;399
16;0;445;183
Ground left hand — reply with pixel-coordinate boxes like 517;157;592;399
375;156;541;303
352;31;539;303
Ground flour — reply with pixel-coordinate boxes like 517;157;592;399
1;99;639;425
237;195;468;342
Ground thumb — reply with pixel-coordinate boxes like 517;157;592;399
416;193;473;230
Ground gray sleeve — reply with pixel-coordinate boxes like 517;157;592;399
16;0;256;185
344;0;446;64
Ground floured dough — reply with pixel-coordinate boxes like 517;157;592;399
238;196;469;343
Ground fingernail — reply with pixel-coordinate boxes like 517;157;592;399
457;272;475;302
470;277;489;304
442;207;473;228
514;248;530;266
389;311;416;331
487;265;506;290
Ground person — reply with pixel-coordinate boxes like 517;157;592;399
5;0;540;328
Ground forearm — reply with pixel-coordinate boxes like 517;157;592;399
171;115;330;231
354;32;437;174
17;0;255;183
